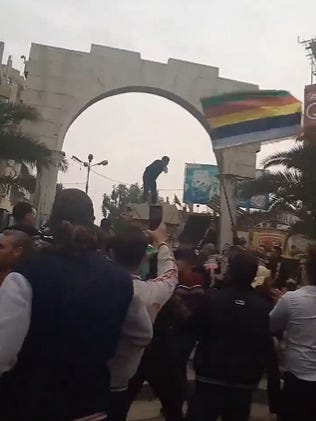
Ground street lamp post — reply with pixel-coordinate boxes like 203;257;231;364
72;154;108;194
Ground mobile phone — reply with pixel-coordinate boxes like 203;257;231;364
149;205;163;230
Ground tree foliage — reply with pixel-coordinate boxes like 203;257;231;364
0;103;67;195
239;143;316;238
102;183;143;218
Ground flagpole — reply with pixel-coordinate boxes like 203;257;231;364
213;149;236;251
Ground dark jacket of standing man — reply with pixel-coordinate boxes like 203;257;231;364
187;251;272;421
0;189;133;421
7;201;40;237
143;156;170;204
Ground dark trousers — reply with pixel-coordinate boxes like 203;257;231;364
267;345;281;415
143;176;157;204
111;351;187;421
280;372;316;421
108;390;128;421
186;381;252;421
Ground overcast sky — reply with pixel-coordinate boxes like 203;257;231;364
1;0;315;221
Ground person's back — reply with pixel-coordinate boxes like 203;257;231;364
194;285;270;388
107;225;178;420
144;159;166;180
126;251;205;421
1;251;132;420
0;189;133;421
150;284;204;362
270;246;316;421
278;287;316;377
187;251;271;421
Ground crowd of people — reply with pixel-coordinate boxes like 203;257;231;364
0;189;315;421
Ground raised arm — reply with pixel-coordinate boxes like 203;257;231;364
137;224;178;321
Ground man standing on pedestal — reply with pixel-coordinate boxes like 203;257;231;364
143;156;170;204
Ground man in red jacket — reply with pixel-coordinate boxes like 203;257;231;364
126;249;207;421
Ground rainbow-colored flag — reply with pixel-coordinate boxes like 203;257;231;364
201;90;302;150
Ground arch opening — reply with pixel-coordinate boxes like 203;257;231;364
59;91;216;222
59;86;211;147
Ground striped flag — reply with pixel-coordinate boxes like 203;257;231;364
201;90;302;150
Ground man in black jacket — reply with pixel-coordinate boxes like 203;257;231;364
187;251;272;421
125;250;206;421
7;202;41;237
143;156;170;204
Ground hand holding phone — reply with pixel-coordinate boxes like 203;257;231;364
149;223;168;246
149;205;163;230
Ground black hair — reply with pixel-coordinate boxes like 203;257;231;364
110;226;148;269
228;250;258;287
48;189;96;254
162;156;170;162
12;202;33;224
174;248;201;266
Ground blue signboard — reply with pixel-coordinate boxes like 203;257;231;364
237;170;269;211
183;163;220;205
183;164;269;210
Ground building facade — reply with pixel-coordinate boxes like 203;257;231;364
0;41;25;227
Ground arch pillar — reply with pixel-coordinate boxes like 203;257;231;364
33;150;64;226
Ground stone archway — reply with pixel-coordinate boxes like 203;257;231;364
22;43;258;232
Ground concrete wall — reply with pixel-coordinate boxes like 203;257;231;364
22;43;258;227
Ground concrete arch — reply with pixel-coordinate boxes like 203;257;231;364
59;86;211;147
21;42;258;223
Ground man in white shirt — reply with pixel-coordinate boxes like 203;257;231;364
270;246;316;421
107;224;177;421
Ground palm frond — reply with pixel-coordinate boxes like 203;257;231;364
262;144;316;173
59;157;69;172
239;170;301;200
0;174;36;194
0;103;39;129
0;132;52;167
268;195;299;212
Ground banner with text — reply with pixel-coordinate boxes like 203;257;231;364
183;163;269;210
183;163;220;205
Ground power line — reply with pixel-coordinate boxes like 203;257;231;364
67;153;184;191
92;169;184;191
91;169;129;185
62;182;86;185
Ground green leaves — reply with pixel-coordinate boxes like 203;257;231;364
238;141;316;239
0;103;39;130
102;183;143;218
0;103;66;196
0;132;53;168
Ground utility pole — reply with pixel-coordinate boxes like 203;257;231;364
298;36;316;84
85;154;93;194
72;154;108;195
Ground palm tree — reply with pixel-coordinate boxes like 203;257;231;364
0;103;67;195
240;143;316;238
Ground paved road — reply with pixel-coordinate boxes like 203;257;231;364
128;399;275;421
